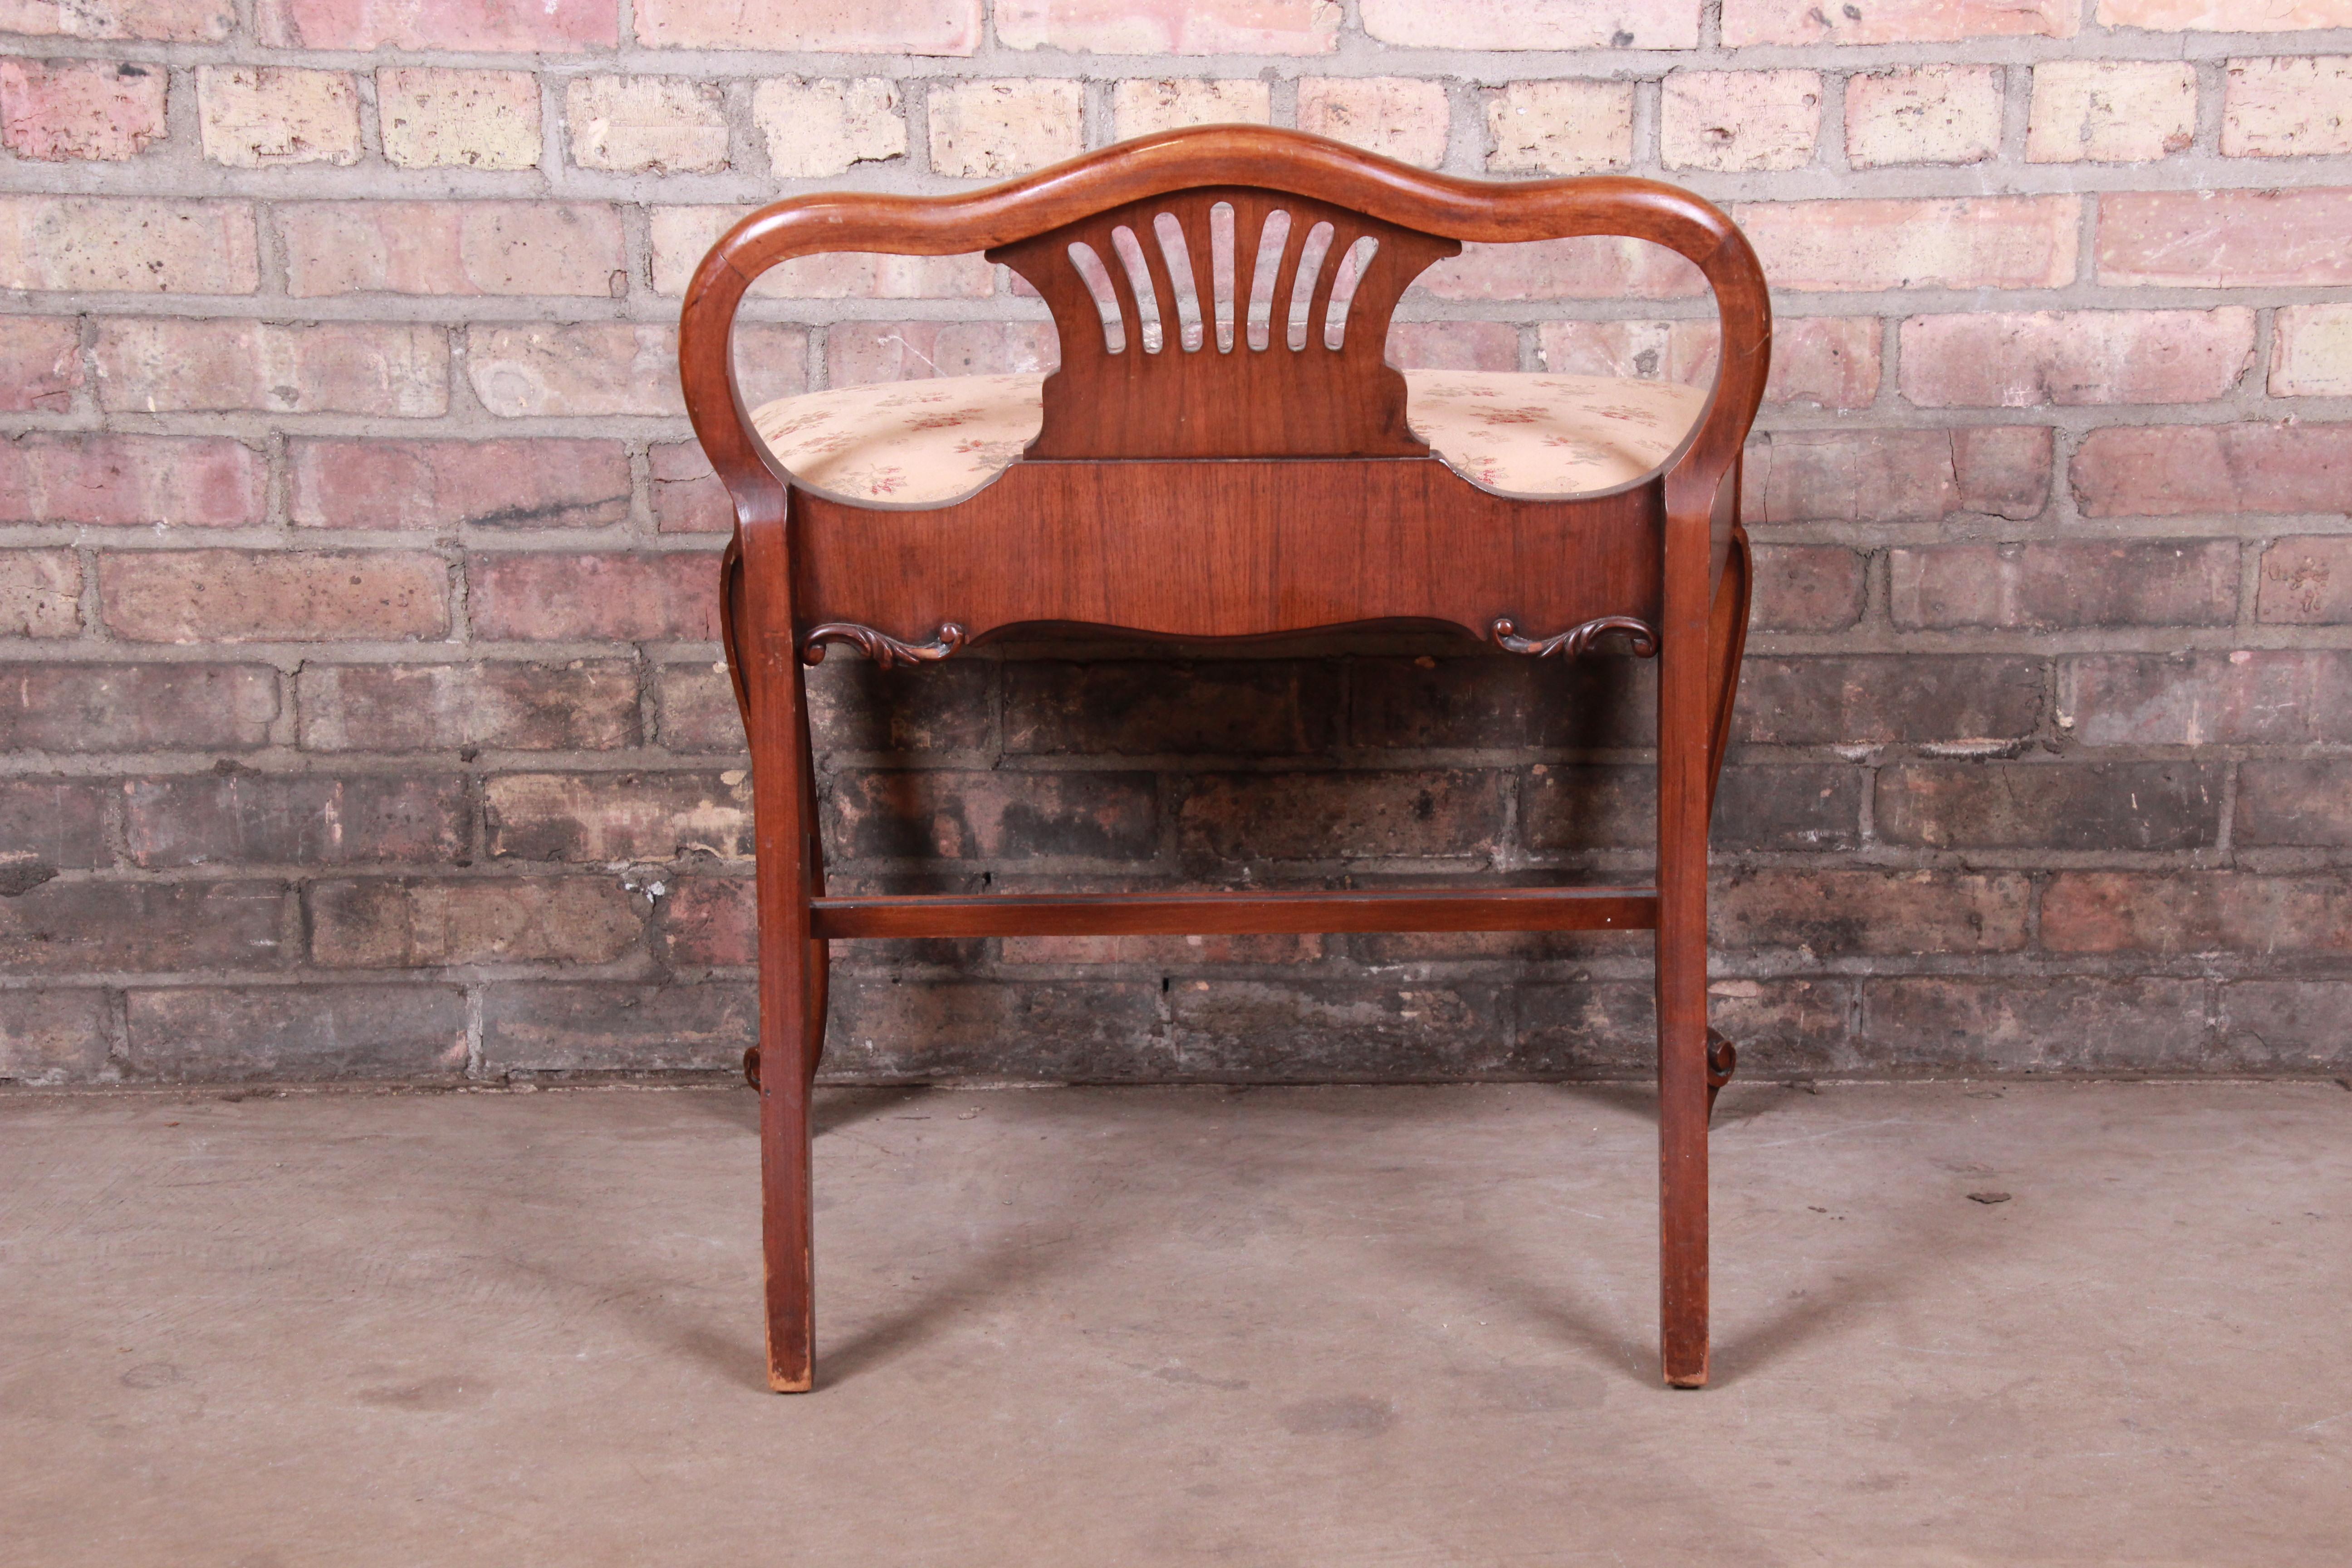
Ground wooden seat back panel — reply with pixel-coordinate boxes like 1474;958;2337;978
791;458;1662;647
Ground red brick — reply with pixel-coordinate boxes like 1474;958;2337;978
1521;764;1650;849
484;771;752;862
1890;540;2239;629
658;875;753;966
0;549;82;637
1660;69;1823;173
2062;651;2352;746
1384;320;1519;371
468;323;804;417
1363;0;1698;48
2098;189;2352;288
196;65;358;168
1750;544;1867;632
1718;765;1864;851
2220;981;2352;1073
1298;76;1448;169
0;662;277;752
633;0;977;50
1177;770;1505;863
100;550;449;644
1418;237;1705;302
2028;60;2196;164
998;0;1334;51
0;987;110;1084
1748;426;2050;523
1876;761;2223;851
309;875;644;967
1000;929;1328;966
0;317;80;412
1900;309;2254;407
291;439;630;531
1725;0;2073;44
830;769;1159;862
2044;872;2352;956
650;441;730;534
1006;660;1335;756
0;433;261;527
0;779;108;868
468;551;719;642
1;0;231;40
2235;761;2352;847
1845;65;2004;168
653;661;746;752
0;878;287;973
649;207;993;297
124;773;468;867
2222;56;2352;157
480;981;755;1073
1737;657;2044;745
2102;0;2352;33
1347;654;1657;750
297;660;641;752
93;319;447;417
2256;536;2352;623
0;57;167;161
824;320;1056;384
806;657;991;754
1713;869;2030;955
1861;978;2208;1074
256;0;617;50
1541;316;1880;411
123;984;467;1081
2072;422;2352;516
1737;197;2079;292
277;202;626;299
1169;979;1507;1078
0;196;256;294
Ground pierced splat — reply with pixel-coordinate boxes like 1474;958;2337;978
990;187;1461;460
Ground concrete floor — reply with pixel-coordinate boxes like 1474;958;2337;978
2;1080;2348;1566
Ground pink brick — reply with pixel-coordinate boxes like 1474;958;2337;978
0;317;81;412
1385;320;1519;372
256;0;617;50
466;323;813;418
1418;237;1705;302
1362;0;1699;48
0;0;230;39
2097;0;2352;29
1899;309;2254;407
1748;427;2051;524
2027;61;2196;164
2257;537;2352;624
0;549;81;637
2072;422;2352;516
997;0;1335;52
198;65;359;168
0;196;256;294
100;549;450;642
279;203;625;299
2064;650;2352;746
647;206;993;297
94;319;448;418
825;320;1057;385
2098;189;2352;288
1660;69;1821;172
1737;197;2080;292
468;551;720;642
2043;873;2352;957
1845;66;2004;168
1298;77;1448;169
564;75;728;174
2225;56;2352;157
1725;0;2074;44
2271;304;2352;396
651;440;730;533
0;434;262;526
0;57;167;161
290;439;631;531
1542;316;1880;411
634;0;977;51
1890;540;2239;630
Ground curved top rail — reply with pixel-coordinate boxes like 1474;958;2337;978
680;125;1769;524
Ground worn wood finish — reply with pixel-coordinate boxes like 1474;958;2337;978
794;458;1662;650
683;126;1770;1395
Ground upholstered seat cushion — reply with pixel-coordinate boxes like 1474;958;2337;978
750;368;1707;509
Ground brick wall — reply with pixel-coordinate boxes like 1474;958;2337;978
3;0;2350;1086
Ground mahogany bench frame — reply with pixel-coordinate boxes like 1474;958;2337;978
678;126;1770;1393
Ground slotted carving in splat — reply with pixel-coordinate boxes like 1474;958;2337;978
989;187;1461;460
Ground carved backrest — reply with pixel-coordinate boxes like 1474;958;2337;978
989;187;1459;459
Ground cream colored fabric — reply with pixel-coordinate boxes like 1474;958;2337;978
750;368;1706;507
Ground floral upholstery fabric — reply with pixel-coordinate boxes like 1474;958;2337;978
750;368;1706;508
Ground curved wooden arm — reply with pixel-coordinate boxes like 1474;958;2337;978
678;125;1769;530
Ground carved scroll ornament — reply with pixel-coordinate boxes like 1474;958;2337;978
1489;614;1659;660
799;622;969;669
